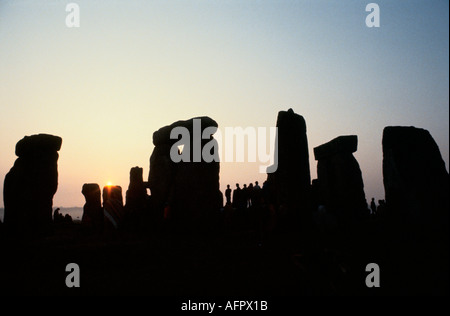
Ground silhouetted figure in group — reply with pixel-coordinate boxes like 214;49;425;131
247;183;253;208
370;198;377;216
242;184;248;209
53;208;63;223
225;184;232;205
64;213;73;224
252;181;262;208
232;183;241;208
53;208;73;224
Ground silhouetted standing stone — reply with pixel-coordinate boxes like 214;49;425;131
3;134;62;236
103;185;124;229
81;183;103;231
148;144;175;213
125;166;147;212
382;127;450;294
148;116;221;231
171;145;221;228
382;126;449;231
313;135;368;223
125;166;149;230
266;109;311;229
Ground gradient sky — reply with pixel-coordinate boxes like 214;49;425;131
0;0;448;211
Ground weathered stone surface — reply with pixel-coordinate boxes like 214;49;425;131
81;183;103;231
3;134;62;236
314;135;368;222
382;126;449;228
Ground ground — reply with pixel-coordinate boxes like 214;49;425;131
0;218;448;296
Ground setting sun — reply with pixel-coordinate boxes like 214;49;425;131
106;181;112;186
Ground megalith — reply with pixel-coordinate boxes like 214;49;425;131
313;135;368;222
265;109;311;227
125;166;147;213
103;185;124;229
81;183;103;231
148;116;221;230
382;126;449;231
3;134;62;236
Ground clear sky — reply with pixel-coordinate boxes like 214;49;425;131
0;0;448;209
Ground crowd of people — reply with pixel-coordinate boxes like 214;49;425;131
221;181;274;233
370;198;387;216
53;208;73;224
224;181;264;209
220;179;389;236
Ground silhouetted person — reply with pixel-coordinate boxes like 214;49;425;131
242;184;248;209
232;183;241;208
225;184;232;205
64;213;73;224
53;208;61;223
370;198;377;215
247;183;254;208
252;181;262;208
53;208;66;223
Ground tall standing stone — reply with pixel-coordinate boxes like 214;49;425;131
313;135;368;223
125;166;147;212
381;126;449;294
266;109;311;228
103;185;124;229
3;134;62;236
382;126;449;232
124;166;149;230
81;183;103;231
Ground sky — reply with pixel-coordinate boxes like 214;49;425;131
0;0;448;210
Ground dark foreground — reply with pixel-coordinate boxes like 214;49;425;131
1;218;448;297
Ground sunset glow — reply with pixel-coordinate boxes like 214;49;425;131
0;0;448;209
0;0;448;298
